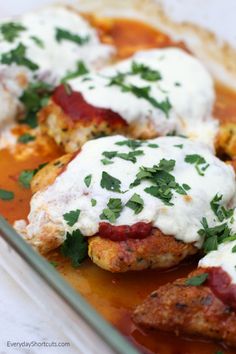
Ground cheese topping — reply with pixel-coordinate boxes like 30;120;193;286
70;48;217;148
15;135;235;249
0;5;114;128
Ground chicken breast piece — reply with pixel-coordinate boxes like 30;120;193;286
88;230;197;272
39;47;219;153
133;268;236;347
28;152;198;268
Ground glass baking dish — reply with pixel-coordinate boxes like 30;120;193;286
0;1;235;353
0;216;139;354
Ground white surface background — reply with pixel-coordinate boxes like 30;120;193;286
0;1;235;353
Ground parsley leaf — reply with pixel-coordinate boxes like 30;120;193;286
18;163;48;189
0;188;14;201
115;139;143;150
101;159;114;165
1;43;39;71
91;199;97;207
100;198;123;223
55;28;90;46
174;144;183;149
0;22;26;42
131;61;162;81
102;150;144;164
131;159;189;205
30;35;44;48
232;245;236;253
61;229;88;267
61;60;89;83
198;217;236;253
17;133;35;144
148;143;159;148
108;74;172;117
210;194;234;222
185;154;209;176
185;273;208;286
19;81;53;127
100;172;122;193
63;209;81;227
126;193;144;214
84;174;92;188
18;170;35;189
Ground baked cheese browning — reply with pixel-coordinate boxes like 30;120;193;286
133;268;236;347
217;123;236;158
88;229;197;272
39;47;217;152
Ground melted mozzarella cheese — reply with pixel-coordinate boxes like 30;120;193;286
199;238;236;284
15;135;235;250
0;5;114;128
70;48;217;148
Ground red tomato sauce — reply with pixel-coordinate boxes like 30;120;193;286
98;222;152;241
52;84;127;127
208;266;236;310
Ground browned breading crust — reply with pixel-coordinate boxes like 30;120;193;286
133;268;236;347
31;153;74;194
39;100;128;153
88;229;197;272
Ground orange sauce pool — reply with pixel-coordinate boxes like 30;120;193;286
1;16;236;354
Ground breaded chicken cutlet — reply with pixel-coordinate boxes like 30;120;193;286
14;135;236;272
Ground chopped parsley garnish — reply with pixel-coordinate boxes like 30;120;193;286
19;81;53;127
108;74;172;117
115;139;143;150
210;194;234;222
30;35;44;48
18;163;47;189
1;43;39;71
55;28;90;46
100;171;122;193
0;188;14;201
61;229;88;267
84;174;92;188
126;193;144;214
131;159;190;205
0;22;26;42
185;273;208;286
148;143;159;148
50;261;58;268
63;209;81;227
61;60;89;83
232;245;236;253
102;150;144;164
198;217;236;253
17;133;35;144
185;154;209;176
174;144;183;149
18;170;35;189
91;199;97;207
101;159;114;165
131;61;162;81
100;198;123;223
